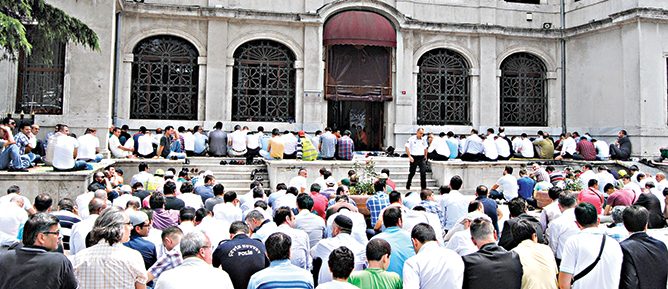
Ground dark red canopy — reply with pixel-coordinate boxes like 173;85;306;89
324;11;396;48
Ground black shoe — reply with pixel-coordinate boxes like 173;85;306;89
220;160;227;165
250;169;257;180
406;185;411;190
184;158;190;164
170;156;178;160
8;167;29;172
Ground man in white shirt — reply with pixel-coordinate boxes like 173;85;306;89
136;128;155;158
558;202;623;289
246;130;261;164
656;173;668;193
513;133;535;158
274;207;311;270
578;164;598;191
427;132;449;161
109;127;134;158
295;193;326;248
461;129;483;161
596;166;616;194
444;212;487;256
547;192;580;262
0;185;35;216
245;210;277;243
440;176;469;231
494;135;511;160
0;196;28;246
311;215;367;285
481;134;498;161
69;198;106;255
281;131;298;159
592;139;610;160
405;128;429;190
77;128;103;162
540;187;563;233
228;125;247;157
289;169;308;194
490;166;518;201
180;127;196;156
404;223;464;289
212;191;242;224
555;133;577;160
49;125;89;171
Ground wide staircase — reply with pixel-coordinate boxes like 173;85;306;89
182;156;440;195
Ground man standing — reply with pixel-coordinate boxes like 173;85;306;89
619;205;668;289
208;121;227;157
405;127;428;190
370;207;415;278
213;222;268;289
155;231;234;289
403;223;464;289
247;232;314;289
0;213;78;289
462;218;523;289
558;203;623;289
610;129;632;160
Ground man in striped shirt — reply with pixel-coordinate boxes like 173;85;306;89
247;232;314;289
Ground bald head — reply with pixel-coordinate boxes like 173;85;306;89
94;189;108;201
657;173;665;182
10;195;24;207
89;198;107;215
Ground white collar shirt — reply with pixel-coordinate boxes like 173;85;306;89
402;210;444;244
177;193;204;210
137;134;154;155
594;140;609;158
495;137;511;157
444;229;477;256
69;214;98;255
547;208;579;259
212;202;242;224
561;137;577;155
77;134;99;160
229;130;247;152
130;171;152;187
311;232;367;284
273;194;298;214
326;210;368;245
428;136;450;157
246;133;261;149
403;241;464;289
154;257;233;289
282;133;298;154
482;138;498;159
405;135;429;156
440;190;469;231
539;201;562;232
463;134;483;154
276;224;312;270
0;202;28;246
182;132;196;151
197;216;230;249
75;191;95;219
520;138;534;158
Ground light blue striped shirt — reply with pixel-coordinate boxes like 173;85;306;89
247;259;314;289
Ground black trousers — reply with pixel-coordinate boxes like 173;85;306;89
246;147;260;164
407;155;427;190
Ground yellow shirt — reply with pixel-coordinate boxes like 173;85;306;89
512;239;558;289
269;137;285;159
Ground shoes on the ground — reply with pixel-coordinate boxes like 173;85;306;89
8;167;29;172
170;156;178;160
184;158;190;164
220;160;227;165
250;169;257;180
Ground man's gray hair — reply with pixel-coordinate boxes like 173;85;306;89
94;189;108;200
180;230;209;258
470;217;495;241
245;210;264;222
91;206;127;246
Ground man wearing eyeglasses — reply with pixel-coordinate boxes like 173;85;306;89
0;213;78;289
124;210;157;270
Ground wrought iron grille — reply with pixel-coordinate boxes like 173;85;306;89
131;36;199;120
16;41;65;114
417;49;470;125
232;40;296;122
500;53;547;126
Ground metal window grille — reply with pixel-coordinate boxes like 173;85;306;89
232;40;296;122
500;52;547;126
417;49;470;125
16;41;65;114
131;36;199;120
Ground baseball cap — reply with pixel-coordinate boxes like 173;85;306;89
128;211;148;227
298;131;306;137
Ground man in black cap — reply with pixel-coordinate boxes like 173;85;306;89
311;215;367;285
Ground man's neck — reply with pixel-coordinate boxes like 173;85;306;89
367;260;384;270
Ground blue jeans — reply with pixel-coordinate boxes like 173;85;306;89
170;140;182;153
259;150;281;160
490;189;505;200
0;144;29;170
54;160;91;171
79;154;104;162
166;151;187;159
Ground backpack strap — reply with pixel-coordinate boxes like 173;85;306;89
572;235;606;284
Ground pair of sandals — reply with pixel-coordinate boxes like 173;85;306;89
220;160;245;165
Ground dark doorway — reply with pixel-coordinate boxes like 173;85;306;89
327;100;383;151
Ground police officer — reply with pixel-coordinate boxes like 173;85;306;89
405;128;429;190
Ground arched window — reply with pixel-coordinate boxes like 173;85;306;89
417;49;470;125
232;40;296;122
500;52;547;126
131;35;199;120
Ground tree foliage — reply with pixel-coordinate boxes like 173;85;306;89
0;0;99;63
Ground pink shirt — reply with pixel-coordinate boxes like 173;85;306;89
578;187;604;214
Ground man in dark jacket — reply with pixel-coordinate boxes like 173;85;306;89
212;221;269;289
462;217;523;289
610;130;632;160
498;197;545;250
619;205;668;289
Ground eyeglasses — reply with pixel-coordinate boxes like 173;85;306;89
42;231;60;236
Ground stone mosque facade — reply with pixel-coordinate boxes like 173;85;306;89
1;0;668;157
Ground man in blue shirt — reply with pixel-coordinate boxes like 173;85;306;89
193;125;209;156
474;185;502;234
124;210;157;270
194;174;215;203
366;180;391;232
517;169;539;208
370;207;415;278
247;232;313;289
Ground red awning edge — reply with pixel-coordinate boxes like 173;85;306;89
324;11;397;48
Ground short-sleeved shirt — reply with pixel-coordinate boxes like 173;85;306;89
208;130;227;156
14;132;30;155
496;174;518;200
77;134;99;160
577;188;604;214
559;228;623;289
348;268;402;289
405;135;428;156
319;132;337;158
309;192;328;219
268;137;285;159
576;139;597;160
517;176;536;199
159;135;171;158
337;136;354;160
229;130;247;152
366;192;391;227
606;189;637;208
52;134;79;170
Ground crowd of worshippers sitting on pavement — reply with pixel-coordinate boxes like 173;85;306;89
0;115;635;173
1;158;668;289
